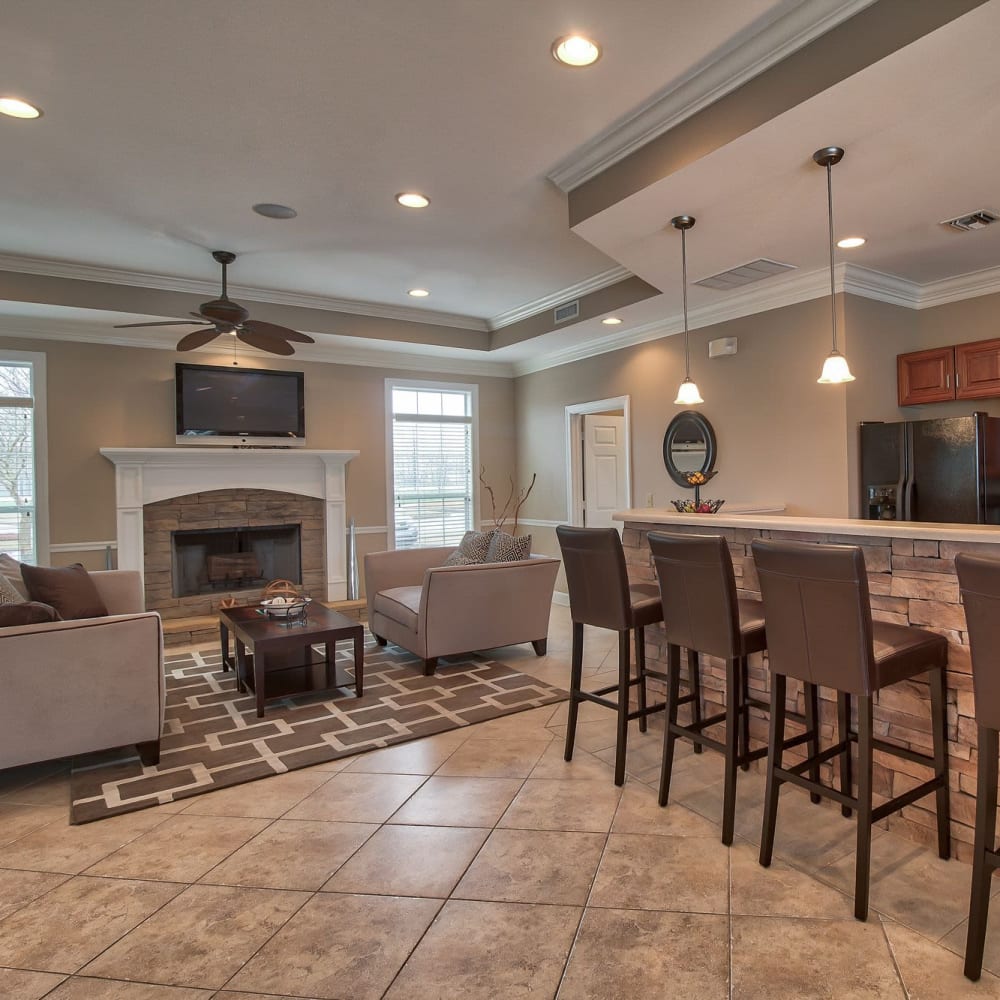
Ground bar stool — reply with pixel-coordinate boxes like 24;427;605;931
556;525;677;786
649;530;806;846
753;539;950;921
955;553;1000;981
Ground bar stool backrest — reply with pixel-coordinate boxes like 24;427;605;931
556;525;632;631
648;531;740;660
956;553;1000;731
752;539;875;696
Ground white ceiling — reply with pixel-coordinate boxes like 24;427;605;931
1;0;996;372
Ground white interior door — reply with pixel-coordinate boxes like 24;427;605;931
582;414;627;530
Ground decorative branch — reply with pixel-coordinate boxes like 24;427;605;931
479;466;501;529
511;473;536;535
479;469;537;535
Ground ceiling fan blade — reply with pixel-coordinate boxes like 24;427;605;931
176;328;224;351
237;329;296;356
242;319;314;344
114;320;213;329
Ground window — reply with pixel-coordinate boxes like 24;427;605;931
0;356;42;563
387;381;477;549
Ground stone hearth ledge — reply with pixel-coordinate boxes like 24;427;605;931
101;447;359;601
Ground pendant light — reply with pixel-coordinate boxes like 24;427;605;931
671;215;704;405
814;146;855;384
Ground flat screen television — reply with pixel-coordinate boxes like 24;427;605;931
175;363;305;445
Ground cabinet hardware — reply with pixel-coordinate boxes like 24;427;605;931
946;374;950;389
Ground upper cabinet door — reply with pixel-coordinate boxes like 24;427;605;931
955;338;1000;399
897;346;956;406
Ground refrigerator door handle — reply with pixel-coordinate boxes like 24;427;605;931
899;423;912;521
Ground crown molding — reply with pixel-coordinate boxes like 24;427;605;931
0;317;515;378
917;264;1000;309
547;0;876;193
487;265;632;330
0;253;489;332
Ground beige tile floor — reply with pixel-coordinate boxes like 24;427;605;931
2;605;1000;998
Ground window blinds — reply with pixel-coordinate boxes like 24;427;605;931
0;362;36;563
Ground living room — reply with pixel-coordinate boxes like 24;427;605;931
4;2;1000;998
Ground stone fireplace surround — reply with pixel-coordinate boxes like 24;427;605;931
100;448;359;608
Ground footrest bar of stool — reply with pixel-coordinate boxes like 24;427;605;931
627;702;667;721
774;766;856;810
686;711;727;733
786;740;846;775
577;691;619;711
870;735;937;768
669;722;727;756
738;745;769;766
871;776;946;823
986;849;1000;874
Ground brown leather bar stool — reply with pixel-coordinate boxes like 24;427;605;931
557;525;675;786
648;530;815;846
753;539;950;921
955;553;1000;981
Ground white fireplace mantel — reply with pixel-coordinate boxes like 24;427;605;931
100;447;359;601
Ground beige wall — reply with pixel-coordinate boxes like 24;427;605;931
0;335;515;590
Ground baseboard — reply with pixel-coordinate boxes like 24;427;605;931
552;591;570;607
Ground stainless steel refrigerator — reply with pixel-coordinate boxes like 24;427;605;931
859;414;1000;523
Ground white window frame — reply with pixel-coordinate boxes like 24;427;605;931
384;378;480;549
0;350;49;566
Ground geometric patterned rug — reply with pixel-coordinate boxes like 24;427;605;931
69;633;566;824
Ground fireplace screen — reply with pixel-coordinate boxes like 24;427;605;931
171;523;302;598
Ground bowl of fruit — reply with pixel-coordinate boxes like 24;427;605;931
671;498;725;514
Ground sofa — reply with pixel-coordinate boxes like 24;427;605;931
364;546;560;674
0;569;165;770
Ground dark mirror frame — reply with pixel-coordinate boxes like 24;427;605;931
662;410;717;487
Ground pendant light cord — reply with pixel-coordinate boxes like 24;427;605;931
681;227;690;379
826;161;838;353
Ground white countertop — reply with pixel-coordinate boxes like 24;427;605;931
614;508;1000;544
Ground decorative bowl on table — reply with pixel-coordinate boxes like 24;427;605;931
259;595;311;618
671;499;725;514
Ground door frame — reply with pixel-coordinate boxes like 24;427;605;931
565;395;632;527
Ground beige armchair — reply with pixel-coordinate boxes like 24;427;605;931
0;570;165;770
365;546;560;675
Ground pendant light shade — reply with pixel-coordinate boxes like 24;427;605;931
813;146;855;384
670;214;703;404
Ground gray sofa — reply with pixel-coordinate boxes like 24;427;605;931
0;570;165;770
365;546;560;674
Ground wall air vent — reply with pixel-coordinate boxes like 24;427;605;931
694;258;796;291
553;300;580;323
941;210;999;232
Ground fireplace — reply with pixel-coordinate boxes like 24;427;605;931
171;523;302;598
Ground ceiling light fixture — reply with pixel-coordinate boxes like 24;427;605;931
0;97;42;119
602;317;622;325
814;147;855;385
396;192;430;209
670;215;704;406
252;203;297;219
551;35;601;67
837;236;866;249
408;288;430;298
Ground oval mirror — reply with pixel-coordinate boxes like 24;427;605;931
662;410;717;487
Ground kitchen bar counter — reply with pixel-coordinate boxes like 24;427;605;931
615;508;1000;863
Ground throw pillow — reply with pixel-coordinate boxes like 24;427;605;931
0;572;24;604
486;531;532;563
0;601;60;628
0;552;28;600
19;563;109;620
443;529;497;566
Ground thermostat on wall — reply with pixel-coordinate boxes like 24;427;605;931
708;336;738;358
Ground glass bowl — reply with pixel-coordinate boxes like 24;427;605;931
670;499;725;514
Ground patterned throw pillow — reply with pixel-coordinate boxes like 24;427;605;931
444;529;497;566
486;531;532;563
0;552;28;600
0;572;24;605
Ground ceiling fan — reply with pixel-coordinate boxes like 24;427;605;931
114;250;315;356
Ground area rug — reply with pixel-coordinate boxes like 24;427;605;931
69;634;566;823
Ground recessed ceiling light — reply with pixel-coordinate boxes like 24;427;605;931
837;236;866;249
396;192;430;209
551;35;602;67
0;97;42;119
252;203;297;219
602;317;622;325
408;288;430;298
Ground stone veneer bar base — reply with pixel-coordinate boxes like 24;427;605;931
620;514;1000;865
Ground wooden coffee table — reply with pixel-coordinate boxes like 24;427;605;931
218;603;365;717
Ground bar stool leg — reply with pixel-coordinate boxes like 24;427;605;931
838;691;853;819
614;630;630;786
739;655;751;772
722;656;739;846
636;626;648;735
760;672;787;867
564;621;584;763
658;643;682;806
690;647;703;754
855;695;875;921
805;682;822;805
966;726;999;981
928;665;951;860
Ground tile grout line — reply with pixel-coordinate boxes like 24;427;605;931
878;914;912;999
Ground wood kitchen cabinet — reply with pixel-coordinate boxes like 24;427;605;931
898;338;1000;405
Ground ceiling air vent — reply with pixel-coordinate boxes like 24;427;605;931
695;258;796;291
553;300;580;323
941;210;999;232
